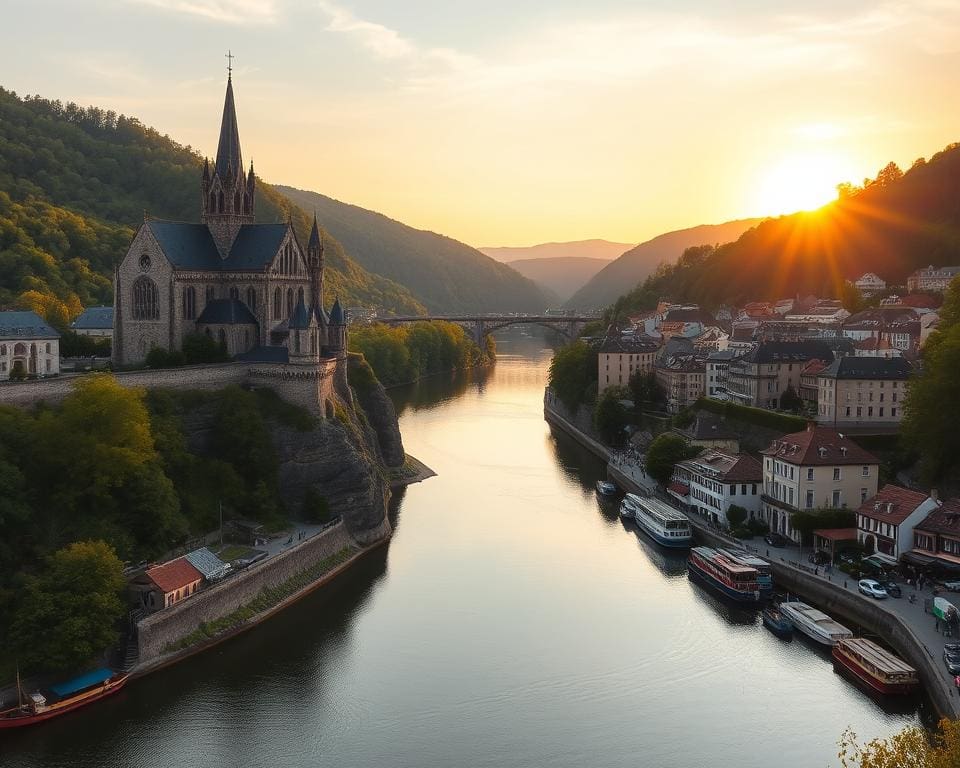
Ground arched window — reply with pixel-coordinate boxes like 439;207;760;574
209;192;216;212
13;343;26;356
229;286;239;301
297;287;304;305
234;191;241;213
0;344;5;356
132;276;160;320
45;343;50;354
218;328;226;348
244;193;251;214
286;288;294;316
273;287;281;319
218;191;224;213
206;286;215;302
243;329;250;349
246;286;256;312
311;330;317;355
183;287;196;320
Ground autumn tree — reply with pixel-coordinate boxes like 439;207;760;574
838;719;960;767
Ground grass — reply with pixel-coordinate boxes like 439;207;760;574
214;544;255;562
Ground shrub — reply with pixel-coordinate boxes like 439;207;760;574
726;504;748;528
695;398;806;433
747;518;769;535
731;526;754;539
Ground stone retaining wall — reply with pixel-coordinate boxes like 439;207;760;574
137;522;355;661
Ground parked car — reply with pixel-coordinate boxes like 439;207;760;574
944;644;960;675
858;579;888;599
808;550;831;566
765;532;788;548
881;579;902;598
943;580;960;592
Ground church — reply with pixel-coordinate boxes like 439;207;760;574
112;72;345;367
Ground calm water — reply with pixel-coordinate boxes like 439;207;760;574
1;338;924;767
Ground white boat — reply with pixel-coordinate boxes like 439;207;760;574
779;601;853;646
621;493;692;548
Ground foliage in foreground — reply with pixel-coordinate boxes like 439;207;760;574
548;340;598;411
838;719;960;768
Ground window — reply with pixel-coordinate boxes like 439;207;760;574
861;466;869;477
297;286;304;305
229;286;239;301
845;407;851;417
246;286;257;312
741;484;747;495
879;408;884;417
45;359;50;372
892;408;897;418
832;490;841;507
806;490;814;509
183;287;196;320
273;288;282;320
205;286;215;302
867;406;873;417
132;277;160;320
286;288;294;316
45;343;50;354
861;488;868;502
856;407;862;417
730;484;736;496
833;467;841;481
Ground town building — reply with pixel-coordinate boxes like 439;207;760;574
705;349;739;399
854;272;887;295
112;72;346;366
667;449;762;527
907;265;960;293
856;485;938;559
71;306;114;339
815;357;912;428
725;340;834;409
783;302;851;325
134;557;204;613
760;425;880;542
0;311;61;380
798;358;828;412
692;327;729;354
908;496;960;570
671;412;740;453
654;354;705;412
598;336;659;393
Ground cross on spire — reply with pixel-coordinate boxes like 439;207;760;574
225;50;234;78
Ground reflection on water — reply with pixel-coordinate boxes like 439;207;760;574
1;337;925;768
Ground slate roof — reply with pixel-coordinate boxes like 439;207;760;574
0;310;60;340
663;307;716;325
679;449;762;483
818;356;912;380
196;298;259;326
858;485;931;525
146;557;202;593
741;340;835;365
761;426;878;466
216;75;243;178
147;221;288;272
330;298;345;325
289;298;311;329
72;306;114;330
674;412;737;441
236;345;290;363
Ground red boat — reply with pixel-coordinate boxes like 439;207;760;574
0;668;128;729
832;638;918;696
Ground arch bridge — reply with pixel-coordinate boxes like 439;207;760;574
378;314;597;345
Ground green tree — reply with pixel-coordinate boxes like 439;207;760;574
779;385;803;414
594;387;629;444
629;370;664;409
9;540;125;673
548;340;597;411
645;433;698;486
840;281;864;314
726;504;748;528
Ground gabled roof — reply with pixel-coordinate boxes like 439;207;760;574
674;412;737;441
679;449;761;483
0;311;60;340
197;298;258;326
146;557;202;593
761;426;878;466
146;221;288;272
858;485;931;525
663;307;715;325
740;340;835;365
915;498;960;537
72;306;114;330
818;356;912;380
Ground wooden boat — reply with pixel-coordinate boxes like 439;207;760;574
623;494;693;548
778;601;852;646
832;637;919;695
0;668;128;729
687;546;763;603
761;605;793;638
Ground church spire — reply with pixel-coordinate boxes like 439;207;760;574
215;71;243;179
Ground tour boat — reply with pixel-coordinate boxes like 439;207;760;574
761;605;793;638
622;494;692;548
717;549;774;595
0;668;128;729
596;480;618;497
832;638;919;695
778;601;852;647
687;546;763;603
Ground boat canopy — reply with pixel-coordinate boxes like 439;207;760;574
50;668;113;697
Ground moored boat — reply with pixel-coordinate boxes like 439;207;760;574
687;546;763;603
778;601;852;646
623;494;692;547
761;605;793;638
832;637;919;695
717;549;773;595
0;668;128;729
596;480;618;496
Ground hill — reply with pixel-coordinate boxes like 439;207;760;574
278;185;550;314
506;257;611;303
0;87;425;324
566;219;764;310
604;145;960;320
479;239;632;263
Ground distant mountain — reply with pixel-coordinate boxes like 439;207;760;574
565;219;765;310
278;186;550;314
480;239;633;263
506;257;611;303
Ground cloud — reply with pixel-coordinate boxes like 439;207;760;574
127;0;281;24
316;1;415;58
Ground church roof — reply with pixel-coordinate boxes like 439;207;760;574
289;297;311;329
147;221;288;272
236;345;289;364
308;214;322;251
330;297;345;325
72;306;114;330
197;298;258;326
216;75;243;178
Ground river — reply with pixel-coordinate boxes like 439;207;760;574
1;337;925;767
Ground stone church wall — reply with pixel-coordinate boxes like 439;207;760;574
136;521;356;662
115;226;174;365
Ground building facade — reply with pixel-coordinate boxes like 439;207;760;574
815;357;911;428
907;265;960;293
854;273;886;295
654;354;705;412
598;336;659;393
856;485;938;559
725;340;833;409
71;306;114;339
668;449;762;527
0;311;61;380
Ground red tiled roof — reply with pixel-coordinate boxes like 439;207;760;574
813;528;858;541
724;455;763;483
858;484;930;524
801;358;828;376
915;498;960;537
147;557;203;593
760;425;878;466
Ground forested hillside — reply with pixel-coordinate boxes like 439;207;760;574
278;185;550;314
603;144;960;319
0;87;425;324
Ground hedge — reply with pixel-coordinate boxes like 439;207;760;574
694;398;807;433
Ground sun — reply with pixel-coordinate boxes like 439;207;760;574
753;152;852;216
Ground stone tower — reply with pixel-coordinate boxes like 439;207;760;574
201;72;256;256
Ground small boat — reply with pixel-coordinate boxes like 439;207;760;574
832;637;919;695
761;605;793;638
596;480;618;496
0;668;128;729
778;601;852;646
622;494;692;547
687;546;763;603
718;549;773;596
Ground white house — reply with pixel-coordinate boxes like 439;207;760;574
668;448;762;527
856;485;939;559
0;311;61;380
854;273;886;295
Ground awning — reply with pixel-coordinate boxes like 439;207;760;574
50;668;113;697
863;553;899;569
902;551;936;566
934;596;958;621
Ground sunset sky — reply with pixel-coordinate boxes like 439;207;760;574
3;0;960;247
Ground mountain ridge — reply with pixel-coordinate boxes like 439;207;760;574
480;239;633;263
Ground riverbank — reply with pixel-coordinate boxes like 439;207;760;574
544;388;960;720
